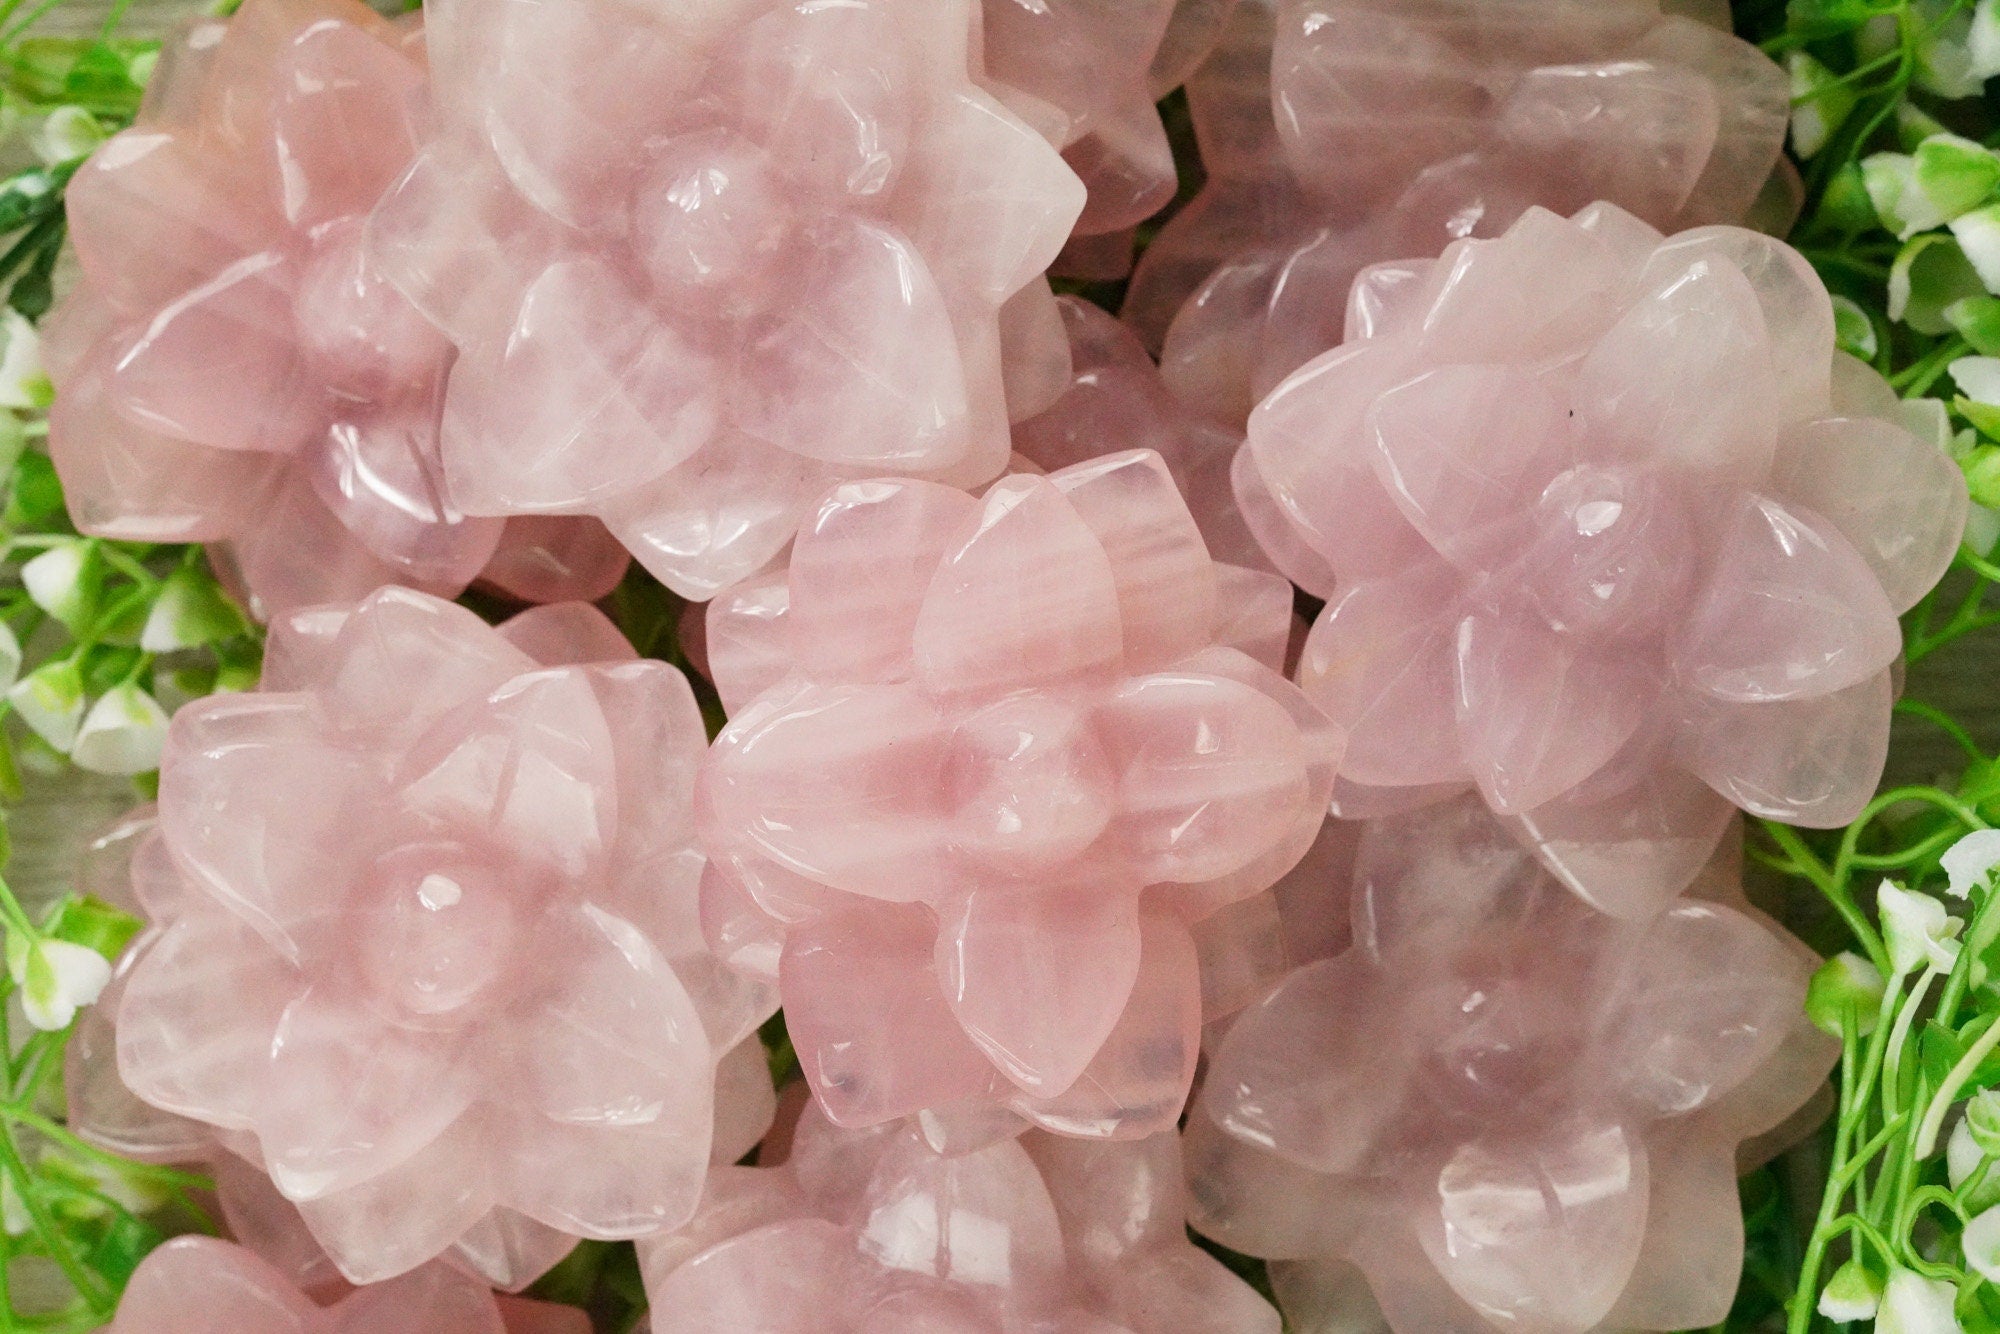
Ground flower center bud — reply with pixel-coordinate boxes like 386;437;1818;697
1509;465;1695;641
630;129;791;296
945;693;1115;876
360;843;517;1025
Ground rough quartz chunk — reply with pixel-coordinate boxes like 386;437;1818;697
1187;796;1832;1334
103;592;777;1284
367;0;1085;601
1124;0;1792;425
46;0;624;618
638;1102;1279;1334
1239;205;1965;913
700;451;1339;1135
105;1236;588;1334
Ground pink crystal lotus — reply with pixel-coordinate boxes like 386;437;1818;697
1123;0;1791;425
365;0;1086;602
106;1236;588;1334
1015;295;1270;577
44;0;626;619
1242;204;1967;914
698;450;1337;1137
1187;796;1832;1334
66;806;783;1294
637;1100;1279;1334
107;591;778;1284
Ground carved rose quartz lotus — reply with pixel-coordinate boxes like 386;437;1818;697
698;450;1337;1139
43;0;627;620
104;591;778;1284
106;1236;587;1334
365;0;1086;603
636;1101;1278;1334
1122;0;1791;425
1187;797;1832;1334
1242;204;1968;915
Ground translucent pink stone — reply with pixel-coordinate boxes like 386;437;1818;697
106;591;778;1283
700;452;1340;1132
45;0;621;619
106;1236;588;1334
367;0;1085;602
638;1103;1279;1334
1188;796;1832;1334
1244;206;1966;912
1123;0;1791;424
1015;295;1271;576
980;0;1199;242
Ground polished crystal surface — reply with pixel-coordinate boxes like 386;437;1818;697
1124;0;1791;425
699;451;1339;1134
45;0;623;618
1240;205;1966;913
102;591;778;1283
638;1101;1279;1333
105;1236;589;1334
1187;796;1832;1334
366;0;1085;601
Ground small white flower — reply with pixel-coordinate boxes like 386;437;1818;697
1819;1257;1883;1322
1868;153;1952;239
0;311;46;412
1951;355;2000;406
1880;880;1963;975
1878;1267;1964;1333
29;106;102;167
20;540;91;630
1955;203;2000;293
1944;829;2000;898
1969;1206;2000;1283
68;682;168;776
139;565;243;653
1975;0;2000;80
1790;51;1855;159
7;659;85;752
8;939;110;1032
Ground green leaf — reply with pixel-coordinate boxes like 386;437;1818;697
6;450;65;527
1950;295;2000;353
1788;0;1896;38
1892;234;1987;333
10;222;65;320
141;565;250;653
1922;1018;1969;1092
43;896;141;964
1958;397;2000;442
81;1211;162;1290
1971;445;2000;508
1834;294;1881;359
1916;135;2000;219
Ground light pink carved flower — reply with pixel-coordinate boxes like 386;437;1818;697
365;0;1085;602
699;450;1338;1137
637;1101;1278;1334
1188;797;1831;1334
109;591;776;1283
44;0;625;620
1243;204;1967;915
1123;0;1791;426
107;1236;587;1334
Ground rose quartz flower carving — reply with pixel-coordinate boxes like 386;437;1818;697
1243;204;1968;915
44;0;626;620
106;1236;588;1334
1123;0;1791;426
637;1101;1278;1334
1187;796;1832;1334
107;591;778;1284
698;450;1337;1138
365;0;1085;602
1014;295;1268;575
